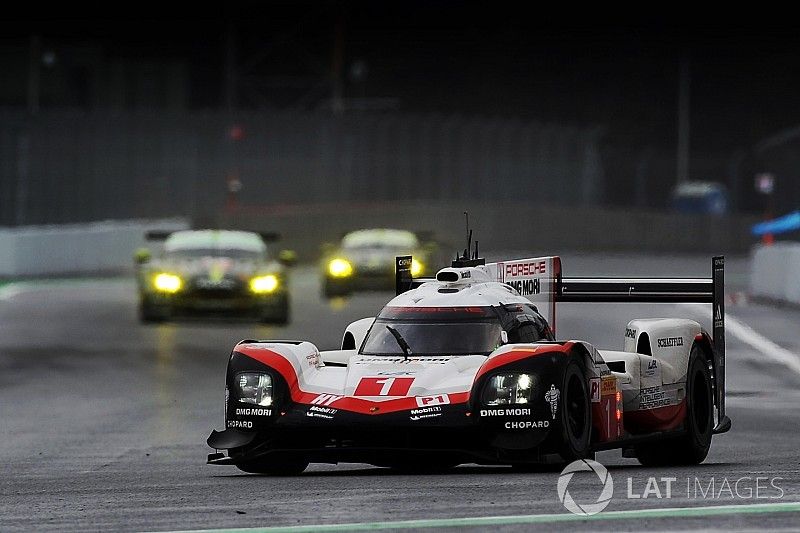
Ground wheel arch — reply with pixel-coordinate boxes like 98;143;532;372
692;332;719;415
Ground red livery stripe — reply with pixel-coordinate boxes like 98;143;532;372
235;347;470;415
475;343;573;381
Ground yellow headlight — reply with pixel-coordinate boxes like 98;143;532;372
328;258;353;278
153;273;182;293
411;258;424;277
250;275;279;294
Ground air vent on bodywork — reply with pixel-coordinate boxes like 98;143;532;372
607;361;626;373
437;271;460;282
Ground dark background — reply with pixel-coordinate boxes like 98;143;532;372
1;3;799;222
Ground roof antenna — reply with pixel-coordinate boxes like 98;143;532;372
464;212;471;260
451;211;485;268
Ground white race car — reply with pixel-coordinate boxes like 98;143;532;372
207;248;730;474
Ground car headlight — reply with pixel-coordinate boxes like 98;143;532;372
153;273;182;293
482;373;535;405
236;372;273;406
328;258;353;278
250;274;279;294
411;258;424;277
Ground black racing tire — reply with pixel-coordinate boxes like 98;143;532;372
557;358;593;463
235;457;309;476
259;298;290;325
322;279;352;298
138;301;168;323
635;346;713;466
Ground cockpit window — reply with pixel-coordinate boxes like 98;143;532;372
360;319;504;356
167;247;263;260
362;306;503;355
361;304;553;356
342;229;418;250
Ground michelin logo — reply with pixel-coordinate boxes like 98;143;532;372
544;384;560;419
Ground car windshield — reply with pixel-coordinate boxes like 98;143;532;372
168;247;264;260
361;319;503;356
342;230;418;250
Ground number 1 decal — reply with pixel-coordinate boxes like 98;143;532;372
354;376;415;396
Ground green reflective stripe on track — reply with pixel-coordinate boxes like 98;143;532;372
159;502;800;533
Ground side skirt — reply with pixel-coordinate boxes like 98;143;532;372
591;429;687;452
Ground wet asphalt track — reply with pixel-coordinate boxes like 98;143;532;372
1;253;800;532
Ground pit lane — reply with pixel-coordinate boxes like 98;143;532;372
1;253;799;532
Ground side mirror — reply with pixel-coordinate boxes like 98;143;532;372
134;248;152;264
278;249;298;267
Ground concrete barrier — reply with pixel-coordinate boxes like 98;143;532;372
0;203;761;278
0;218;189;278
750;242;800;305
217;201;759;262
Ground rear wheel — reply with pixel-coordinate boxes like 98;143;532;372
635;346;713;466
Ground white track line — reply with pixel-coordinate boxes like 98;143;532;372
689;303;800;377
0;283;26;300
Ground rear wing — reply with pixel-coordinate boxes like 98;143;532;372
395;254;729;433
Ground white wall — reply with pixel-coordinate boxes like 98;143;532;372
0;219;189;278
750;242;800;305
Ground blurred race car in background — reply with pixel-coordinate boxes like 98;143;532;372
670;181;729;215
135;229;296;324
321;228;439;297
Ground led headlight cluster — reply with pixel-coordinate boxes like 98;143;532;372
236;372;273;406
153;273;182;293
411;258;424;277
482;373;535;405
250;274;279;294
328;258;353;278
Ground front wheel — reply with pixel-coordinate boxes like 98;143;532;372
635;346;713;466
557;359;593;463
322;278;352;298
138;300;169;323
